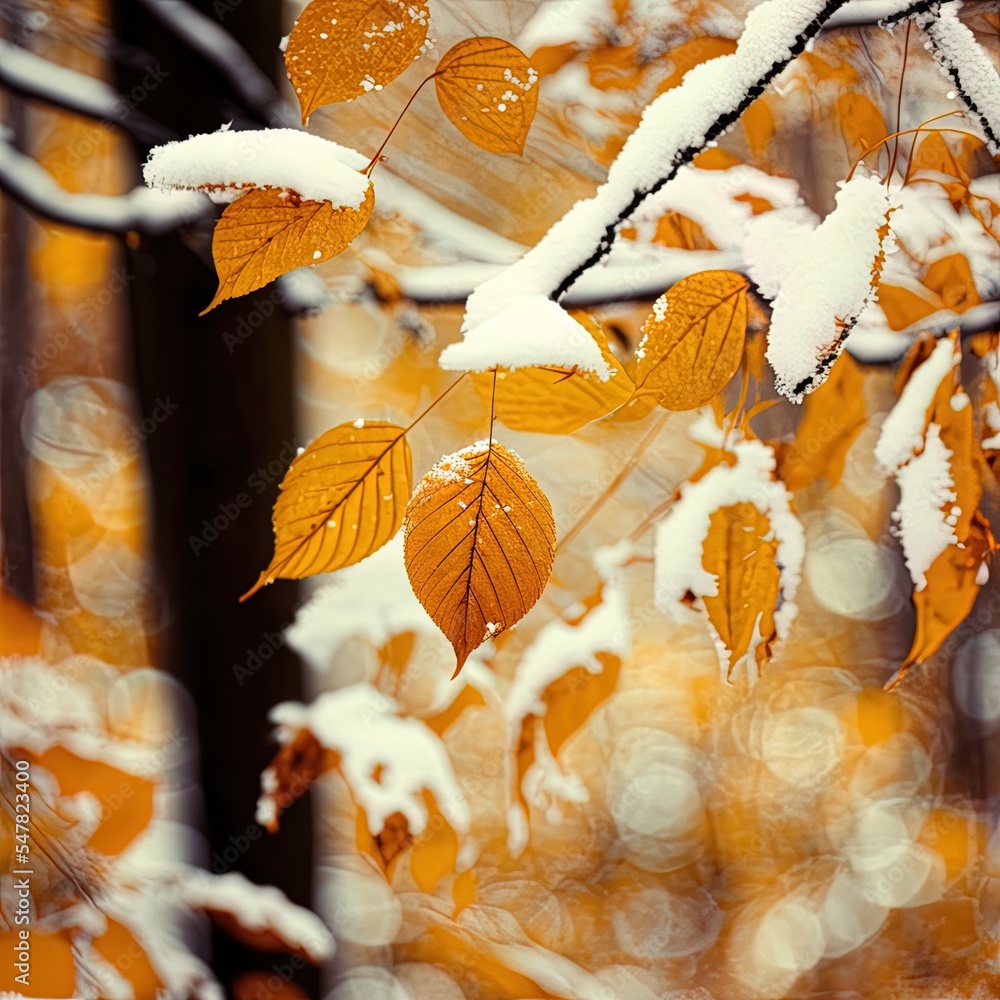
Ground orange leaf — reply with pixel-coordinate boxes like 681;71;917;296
433;38;539;154
701;501;781;679
776;353;867;491
899;514;994;679
833;92;887;156
203;186;374;313
471;315;634;433
408;791;460;894
92;919;163;998
257;729;333;832
403;441;556;675
30;745;155;856
542;652;621;757
285;0;429;121
923;253;981;314
0;930;76;998
242;419;411;600
635;270;749;411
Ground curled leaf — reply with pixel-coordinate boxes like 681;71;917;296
286;0;430;121
636;270;749;411
204;185;374;313
471;315;634;433
404;440;556;675
434;37;539;154
242;419;411;600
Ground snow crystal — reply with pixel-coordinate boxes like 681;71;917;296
143;127;370;209
874;336;957;473
747;175;893;401
892;423;957;590
269;683;469;837
654;431;804;650
439;296;613;379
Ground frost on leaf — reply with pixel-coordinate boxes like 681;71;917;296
404;440;557;675
433;37;539;155
470;314;634;433
203;185;374;312
242;420;411;600
655;419;804;680
635;270;748;412
286;0;430;122
747;174;894;402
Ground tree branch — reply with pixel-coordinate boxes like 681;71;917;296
826;0;947;28
0;39;173;144
916;3;1000;153
0;134;210;235
134;0;296;128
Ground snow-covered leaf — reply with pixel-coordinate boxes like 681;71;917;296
203;186;374;312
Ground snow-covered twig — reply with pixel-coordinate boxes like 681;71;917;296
917;3;1000;153
463;0;851;333
827;0;948;27
0;39;172;143
135;0;296;128
0;135;210;235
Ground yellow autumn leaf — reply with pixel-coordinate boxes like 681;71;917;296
833;92;887;156
635;270;749;411
204;186;373;313
433;37;539;154
701;501;780;679
285;0;430;122
403;440;556;675
470;315;635;433
241;419;411;600
777;353;867;492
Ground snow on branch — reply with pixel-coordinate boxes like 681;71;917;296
0;39;171;144
828;0;948;28
917;3;1000;153
746;174;894;401
0;135;209;235
143;127;371;208
452;0;851;375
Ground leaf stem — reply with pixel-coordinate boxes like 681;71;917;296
886;20;913;185
364;72;439;176
845;112;969;182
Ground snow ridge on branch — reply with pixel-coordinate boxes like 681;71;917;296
460;0;851;355
918;3;1000;153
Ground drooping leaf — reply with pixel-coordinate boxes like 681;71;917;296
701;501;781;679
403;440;556;675
203;186;374;313
776;353;867;491
471;315;634;433
285;0;430;122
242;419;411;600
635;270;749;411
433;38;539;154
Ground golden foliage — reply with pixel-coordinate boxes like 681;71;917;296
204;186;374;313
433;38;539;154
833;92;887;155
701;502;780;678
285;0;429;121
471;315;634;433
635;270;749;411
776;353;867;491
243;420;411;600
403;441;556;674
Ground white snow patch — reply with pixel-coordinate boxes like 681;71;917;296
143;127;370;208
440;296;612;379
